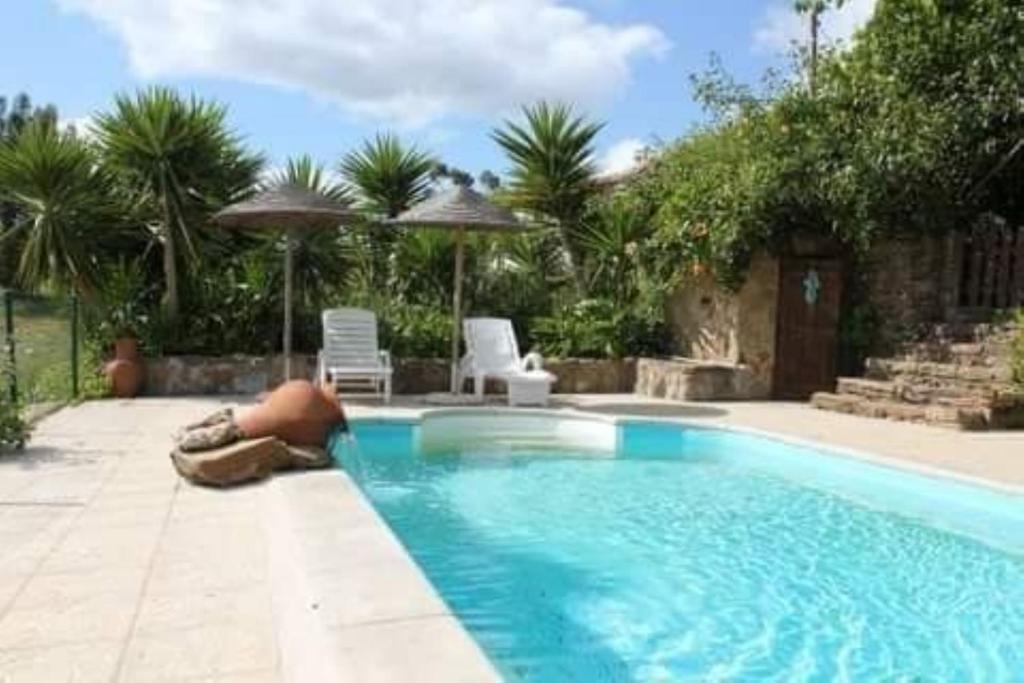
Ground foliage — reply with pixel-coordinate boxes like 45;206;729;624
339;133;434;293
161;251;284;355
1;93;60;288
0;122;116;293
618;0;1024;293
1011;310;1024;387
377;303;451;358
532;298;669;359
493;101;603;291
94;87;263;321
340;133;434;218
0;324;26;448
85;259;156;347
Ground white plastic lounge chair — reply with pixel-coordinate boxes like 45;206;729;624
318;308;392;403
458;317;555;405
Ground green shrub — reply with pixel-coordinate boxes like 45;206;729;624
531;298;669;359
0;355;27;449
378;304;451;358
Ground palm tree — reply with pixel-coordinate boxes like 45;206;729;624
492;101;603;292
339;133;434;291
0;121;112;293
94;87;262;322
339;133;434;218
795;0;846;96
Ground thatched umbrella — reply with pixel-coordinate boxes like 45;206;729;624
389;185;530;393
213;186;360;380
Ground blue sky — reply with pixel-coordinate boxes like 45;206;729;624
2;1;875;178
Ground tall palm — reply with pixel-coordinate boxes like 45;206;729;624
266;155;356;310
94;87;262;322
492;101;603;293
339;133;434;218
0;121;112;293
339;133;434;291
795;0;846;96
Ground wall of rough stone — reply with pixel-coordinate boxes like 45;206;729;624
142;355;637;396
861;234;959;353
665;253;779;398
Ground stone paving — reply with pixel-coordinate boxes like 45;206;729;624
0;395;1021;682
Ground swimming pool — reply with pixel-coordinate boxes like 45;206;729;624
331;412;1024;681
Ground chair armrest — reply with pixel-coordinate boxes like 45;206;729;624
379;350;392;368
522;351;544;371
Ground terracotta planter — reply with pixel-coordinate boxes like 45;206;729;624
105;337;144;398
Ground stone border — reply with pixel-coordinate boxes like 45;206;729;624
142;355;639;396
262;469;499;682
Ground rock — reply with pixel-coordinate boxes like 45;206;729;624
170;436;330;487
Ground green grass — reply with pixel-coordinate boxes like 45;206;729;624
3;295;77;404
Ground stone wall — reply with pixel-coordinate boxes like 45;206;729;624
635;358;757;401
665;253;779;398
142;355;636;396
862;233;958;353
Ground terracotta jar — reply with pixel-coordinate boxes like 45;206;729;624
235;380;346;447
105;337;144;398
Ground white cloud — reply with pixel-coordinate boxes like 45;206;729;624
59;0;669;126
754;0;877;54
597;137;646;177
59;115;96;139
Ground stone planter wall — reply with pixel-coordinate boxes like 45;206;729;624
635;358;758;401
142;355;638;396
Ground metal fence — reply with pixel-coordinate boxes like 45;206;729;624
1;290;81;406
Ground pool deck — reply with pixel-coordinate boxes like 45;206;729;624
0;395;1021;681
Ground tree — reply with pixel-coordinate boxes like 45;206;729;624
0;122;112;293
94;87;263;322
339;133;434;291
794;0;846;96
478;170;501;192
429;161;475;188
0;93;59;287
492;101;603;293
339;133;434;218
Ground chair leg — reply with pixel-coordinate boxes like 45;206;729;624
384;375;392;404
475;373;485;400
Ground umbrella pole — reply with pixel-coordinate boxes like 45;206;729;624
283;228;294;381
450;226;466;393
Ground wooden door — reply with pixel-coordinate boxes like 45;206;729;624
774;256;843;399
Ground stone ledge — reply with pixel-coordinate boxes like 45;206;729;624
635;358;759;401
143;355;637;397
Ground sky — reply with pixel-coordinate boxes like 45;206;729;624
2;0;876;179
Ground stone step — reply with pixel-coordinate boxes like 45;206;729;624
835;377;898;400
810;392;990;430
835;375;1005;405
897;341;1009;366
865;358;1014;385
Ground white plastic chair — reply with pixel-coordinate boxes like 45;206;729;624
318;308;392;403
458;318;553;403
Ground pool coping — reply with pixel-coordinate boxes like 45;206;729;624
263;467;500;682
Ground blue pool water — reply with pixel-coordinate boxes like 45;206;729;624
332;417;1024;681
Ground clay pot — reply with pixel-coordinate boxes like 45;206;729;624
105;337;144;398
235;380;346;447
